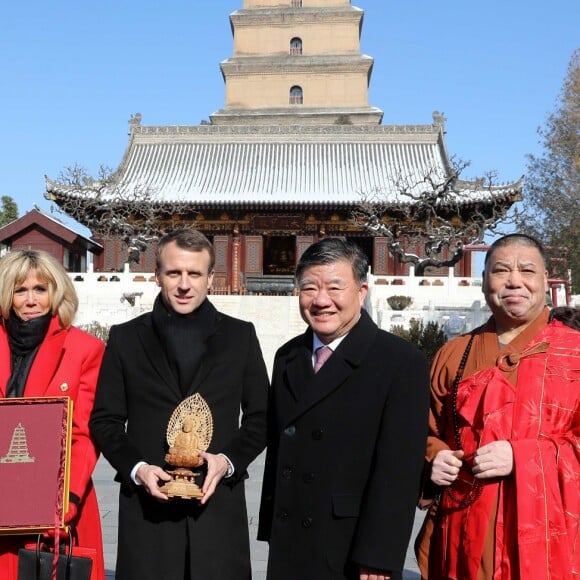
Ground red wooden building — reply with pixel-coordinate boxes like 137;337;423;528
0;209;102;272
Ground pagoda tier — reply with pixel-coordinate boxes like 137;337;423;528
212;1;383;125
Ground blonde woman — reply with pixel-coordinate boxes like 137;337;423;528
0;250;105;580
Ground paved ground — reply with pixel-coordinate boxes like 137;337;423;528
94;454;424;579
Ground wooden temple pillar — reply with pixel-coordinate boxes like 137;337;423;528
231;227;241;294
210;227;244;295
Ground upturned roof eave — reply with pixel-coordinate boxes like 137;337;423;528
45;185;520;210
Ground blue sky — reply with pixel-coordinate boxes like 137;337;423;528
1;0;578;233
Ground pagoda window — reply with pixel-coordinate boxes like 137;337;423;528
291;0;303;7
290;86;303;105
290;38;302;55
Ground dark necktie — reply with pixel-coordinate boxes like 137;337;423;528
314;346;333;373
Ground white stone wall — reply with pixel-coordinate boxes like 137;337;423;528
70;271;577;377
365;271;490;338
71;273;306;377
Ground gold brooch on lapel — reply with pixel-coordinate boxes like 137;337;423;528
59;383;69;392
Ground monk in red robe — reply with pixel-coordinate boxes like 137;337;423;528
416;234;579;579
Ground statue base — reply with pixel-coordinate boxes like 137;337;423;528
159;468;204;500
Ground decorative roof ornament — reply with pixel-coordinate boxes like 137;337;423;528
129;112;142;128
432;111;446;129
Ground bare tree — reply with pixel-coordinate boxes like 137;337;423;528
519;49;579;292
46;163;194;263
353;158;521;275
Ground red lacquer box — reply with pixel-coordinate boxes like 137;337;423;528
0;397;72;534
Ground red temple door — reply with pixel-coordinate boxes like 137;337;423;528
296;236;314;265
243;235;263;276
373;237;391;275
212;235;230;293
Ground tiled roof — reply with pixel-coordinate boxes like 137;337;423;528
47;124;522;208
0;208;103;251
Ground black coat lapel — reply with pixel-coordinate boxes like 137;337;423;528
137;316;182;399
286;311;378;422
284;337;315;401
184;309;221;398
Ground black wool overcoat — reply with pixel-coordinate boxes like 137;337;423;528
90;302;269;580
258;310;430;580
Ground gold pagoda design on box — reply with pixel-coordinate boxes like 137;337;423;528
0;423;35;464
46;1;521;292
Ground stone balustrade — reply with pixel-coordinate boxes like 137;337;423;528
67;269;574;376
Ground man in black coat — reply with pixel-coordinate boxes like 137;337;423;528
258;238;430;580
90;229;269;580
